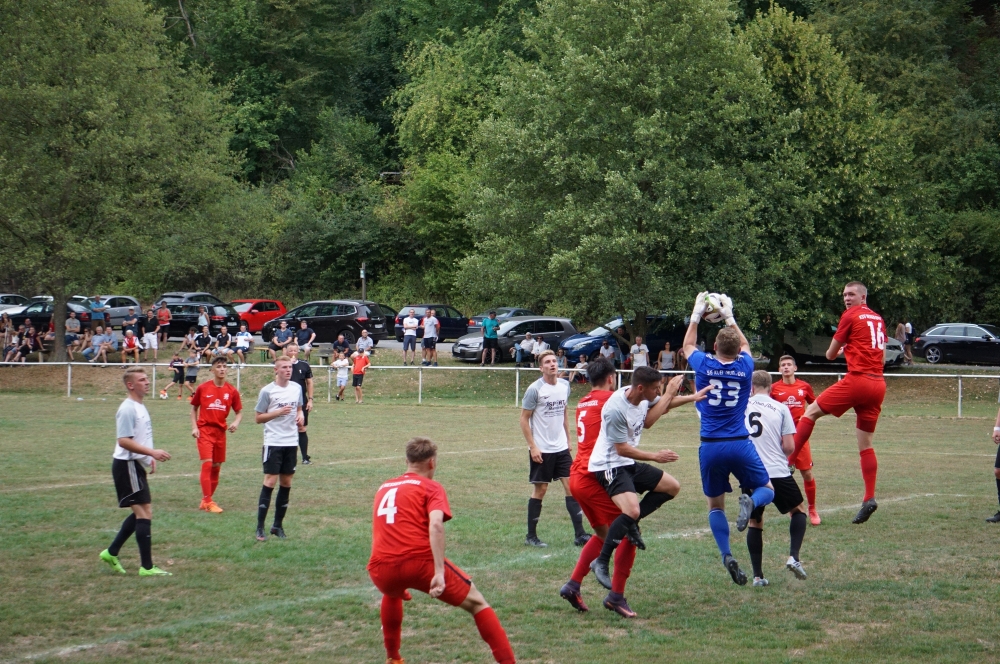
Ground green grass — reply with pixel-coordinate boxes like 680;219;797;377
2;385;1000;663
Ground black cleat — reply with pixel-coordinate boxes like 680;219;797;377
590;559;612;590
573;533;592;547
851;498;878;524
626;522;646;550
270;526;287;539
301;458;312;465
736;493;754;532
603;593;637;618
559;582;589;612
255;527;267;542
524;535;547;548
987;511;1000;523
724;554;748;586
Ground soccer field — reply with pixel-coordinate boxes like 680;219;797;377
3;392;1000;663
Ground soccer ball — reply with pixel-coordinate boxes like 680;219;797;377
159;392;168;400
703;293;725;324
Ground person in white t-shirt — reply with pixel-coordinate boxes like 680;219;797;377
516;331;535;367
532;335;550;365
333;351;350;401
599;338;616;366
520;350;589;547
253;356;304;541
420;309;440;367
743;370;807;586
234;322;253;364
630;336;649;369
99;367;173;577
401;308;419;365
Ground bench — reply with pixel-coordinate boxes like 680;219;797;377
315;343;335;366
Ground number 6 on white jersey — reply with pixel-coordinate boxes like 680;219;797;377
377;487;398;524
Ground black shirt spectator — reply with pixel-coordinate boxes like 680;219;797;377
296;326;315;347
333;336;351;356
195;332;212;350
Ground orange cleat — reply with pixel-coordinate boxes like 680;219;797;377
809;506;821;526
386;659;405;664
204;501;224;514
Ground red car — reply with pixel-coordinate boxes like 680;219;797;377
230;299;287;333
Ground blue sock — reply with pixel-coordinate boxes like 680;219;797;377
708;509;731;558
751;486;775;510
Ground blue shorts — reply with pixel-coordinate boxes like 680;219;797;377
402;335;417;351
698;439;770;498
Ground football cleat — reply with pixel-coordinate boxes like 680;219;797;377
736;493;754;532
724;554;748;586
386;659;405;664
204;501;223;514
987;511;1000;523
524;535;547;548
255;527;267;542
559;582;589;612
270;526;287;539
99;549;126;575
138;566;172;576
752;577;769;587
626;522;646;551
603;593;637;618
809;506;821;526
786;557;807;580
590;559;612;590
573;533;592;547
301;458;312;465
851;498;878;524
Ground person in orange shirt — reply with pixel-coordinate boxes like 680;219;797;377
771;355;819;525
190;357;243;512
352;350;370;404
368;437;515;664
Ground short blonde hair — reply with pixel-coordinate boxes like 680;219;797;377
537;349;556;364
751;370;772;391
715;327;741;358
122;367;146;387
274;356;292;367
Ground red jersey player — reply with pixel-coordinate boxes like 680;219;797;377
771;355;820;525
190;357;242;513
368;437;515;664
792;281;886;524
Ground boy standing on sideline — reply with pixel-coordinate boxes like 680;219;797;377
160;353;185;399
157;302;172;344
420;308;440;367
333;351;350;401
183;349;200;398
285;343;314;464
254;356;304;541
352;350;370;403
99;367;173;576
402;308;419;365
190;357;242;513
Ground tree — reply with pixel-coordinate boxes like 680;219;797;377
0;0;233;360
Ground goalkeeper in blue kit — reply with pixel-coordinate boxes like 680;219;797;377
682;292;775;586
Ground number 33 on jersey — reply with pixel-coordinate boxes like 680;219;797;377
369;472;454;564
687;349;755;441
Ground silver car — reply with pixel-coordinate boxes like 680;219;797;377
0;294;29;313
93;295;144;328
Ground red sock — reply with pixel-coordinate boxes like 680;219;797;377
804;478;817;509
210;464;221;496
793;417;815;456
473;607;515;664
611;539;636;594
570;535;603;583
380;595;403;660
199;462;212;501
859;448;878;501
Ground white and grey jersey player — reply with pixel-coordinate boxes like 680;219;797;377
114;398;153;468
588;386;661;472
521;377;571;453
745;393;796;479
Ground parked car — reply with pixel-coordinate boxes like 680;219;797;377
452;316;579;362
162;302;241;337
467;307;536;335
153;292;225;307
378;303;398;327
558;315;687;367
262;300;390;345
393;304;467;342
9;301;93;331
912;323;1000;365
231;299;287;333
783;328;905;367
0;294;29;312
90;295;144;328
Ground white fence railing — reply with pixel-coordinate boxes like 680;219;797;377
2;361;999;417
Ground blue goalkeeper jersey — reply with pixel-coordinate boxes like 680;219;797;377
687;350;755;442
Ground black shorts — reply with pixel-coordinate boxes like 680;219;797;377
423;337;437;349
262;445;297;475
112;459;151;507
994;444;1000;469
186;374;198;383
742;475;803;519
172;369;184;384
529;449;573;484
352;373;364;387
593;462;664;498
301;407;309;427
483;337;499;350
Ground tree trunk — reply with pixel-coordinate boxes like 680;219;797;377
51;280;67;362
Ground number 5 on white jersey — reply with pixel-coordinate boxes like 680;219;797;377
378;487;398;524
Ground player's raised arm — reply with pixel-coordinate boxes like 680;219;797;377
683;291;709;357
428;509;446;598
716;295;750;355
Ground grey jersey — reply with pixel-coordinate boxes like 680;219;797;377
745;393;796;478
114;398;153;467
255;381;303;447
521;377;571;453
588;387;659;472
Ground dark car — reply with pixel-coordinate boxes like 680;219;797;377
393;304;467;342
162;303;241;337
452;316;579;362
466;307;536;335
9;301;93;331
153;292;225;307
913;323;1000;365
558;315;687;366
262;300;390;345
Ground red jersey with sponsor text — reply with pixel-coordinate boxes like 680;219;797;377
770;379;815;424
834;305;886;376
190;381;242;429
370;472;452;565
570;390;615;476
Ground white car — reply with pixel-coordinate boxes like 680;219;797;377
783;329;904;367
0;294;30;313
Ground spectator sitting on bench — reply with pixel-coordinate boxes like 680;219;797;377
121;329;141;363
179;326;198;353
269;320;293;360
234;322;253;364
195;325;214;361
4;325;25;362
12;325;40;363
571;354;589;384
83;325;111;363
65;311;82;360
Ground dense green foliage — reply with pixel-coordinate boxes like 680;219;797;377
3;0;1000;347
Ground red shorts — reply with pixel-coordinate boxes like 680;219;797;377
196;427;227;463
569;470;621;528
367;557;472;607
815;373;886;434
789;440;813;471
